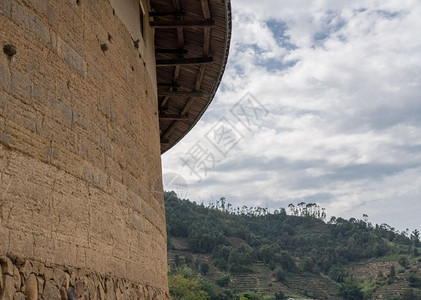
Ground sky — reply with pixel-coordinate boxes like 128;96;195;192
161;0;421;232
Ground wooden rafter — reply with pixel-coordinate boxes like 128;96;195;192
158;0;184;110
200;0;211;19
157;82;181;87
159;114;188;121
156;57;213;66
172;0;213;126
159;66;181;108
172;0;182;11
160;138;170;144
158;90;206;97
154;0;230;151
203;28;211;57
155;48;188;54
150;19;214;28
149;11;185;17
180;97;195;116
162;121;178;140
177;28;184;49
195;65;206;91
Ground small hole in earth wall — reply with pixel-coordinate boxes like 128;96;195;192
101;43;108;52
3;44;17;57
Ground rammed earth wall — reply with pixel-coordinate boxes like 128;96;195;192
0;0;169;298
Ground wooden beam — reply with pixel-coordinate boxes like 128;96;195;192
180;97;195;116
158;90;206;97
177;27;184;48
159;105;169;112
200;0;211;20
156;48;188;54
172;0;182;11
201;0;212;56
149;11;185;17
195;65;206;91
162;122;178;140
160;66;182;108
159;114;188;121
203;28;211;57
160;96;170;109
158;82;181;88
160;138;170;144
156;57;213;66
158;2;186;144
150;19;214;28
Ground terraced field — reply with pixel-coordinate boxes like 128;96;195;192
286;274;340;299
168;239;421;299
350;260;421;299
169;239;342;298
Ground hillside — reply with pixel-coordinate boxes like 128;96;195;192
164;191;421;299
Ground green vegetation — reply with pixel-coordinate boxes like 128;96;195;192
169;273;209;300
165;191;421;299
339;279;364;299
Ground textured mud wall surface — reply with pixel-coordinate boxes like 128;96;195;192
0;255;168;299
0;0;168;298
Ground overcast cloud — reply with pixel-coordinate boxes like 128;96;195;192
162;0;421;232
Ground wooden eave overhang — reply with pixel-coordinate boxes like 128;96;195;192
150;0;232;154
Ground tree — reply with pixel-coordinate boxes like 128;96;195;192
288;203;296;216
228;245;253;272
168;274;210;300
215;274;230;287
411;229;421;247
401;289;421;300
303;257;316;273
362;214;368;223
388;265;396;284
278;252;296;272
398;256;409;268
215;291;233;300
233;292;262;300
212;245;231;271
329;266;347;283
200;263;209;275
275;292;286;300
175;254;181;267
185;253;193;266
257;244;280;265
408;271;421;288
339;280;364;300
274;268;287;284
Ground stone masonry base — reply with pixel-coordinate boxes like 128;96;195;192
0;255;168;299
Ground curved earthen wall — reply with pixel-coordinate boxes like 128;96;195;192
0;0;168;298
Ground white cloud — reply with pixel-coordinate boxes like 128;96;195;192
162;0;421;231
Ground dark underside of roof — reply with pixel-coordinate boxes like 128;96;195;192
149;0;232;154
